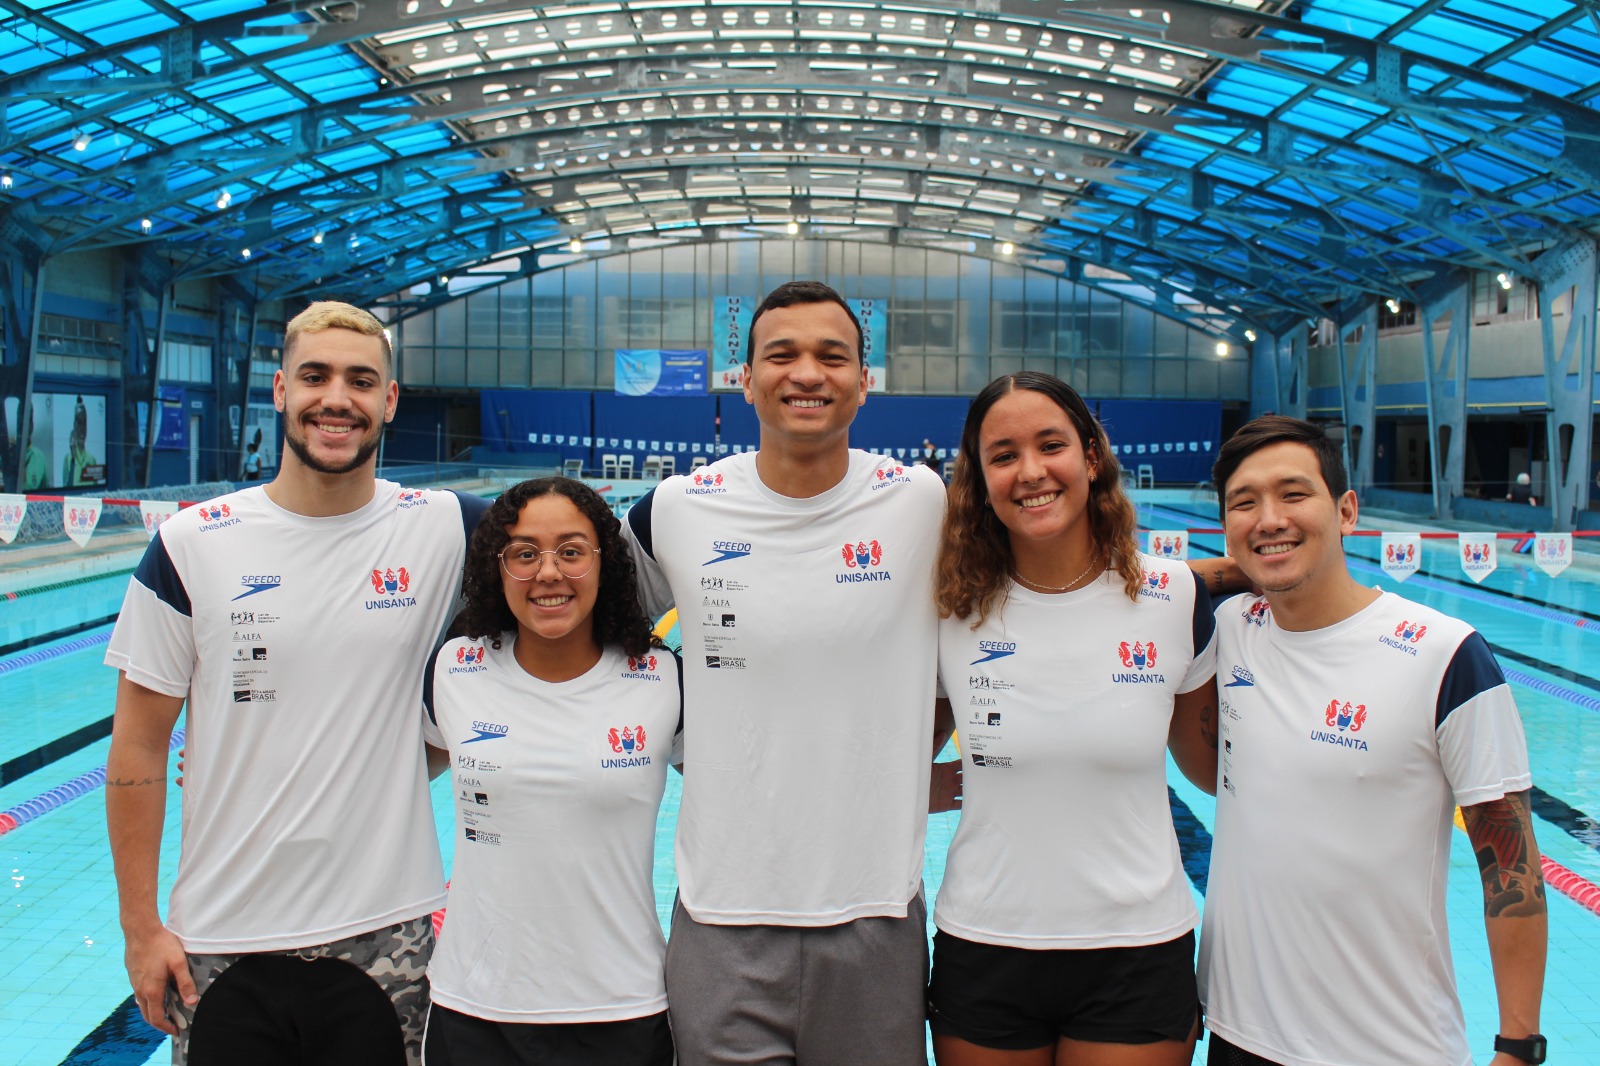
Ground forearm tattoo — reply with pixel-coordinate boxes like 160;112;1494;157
107;776;161;787
1462;791;1546;919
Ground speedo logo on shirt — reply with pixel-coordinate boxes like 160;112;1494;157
233;574;281;600
971;641;1017;665
704;540;752;566
1225;665;1254;688
462;721;509;744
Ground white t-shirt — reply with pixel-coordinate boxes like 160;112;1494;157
1199;591;1532;1066
105;482;486;953
934;555;1215;949
623;450;945;925
423;637;682;1023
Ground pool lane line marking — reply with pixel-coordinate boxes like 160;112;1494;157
0;728;184;838
58;995;168;1065
0;627;112;677
2;713;114;787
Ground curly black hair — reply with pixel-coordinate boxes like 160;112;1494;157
453;477;655;658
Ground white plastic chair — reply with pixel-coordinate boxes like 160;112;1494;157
1136;463;1155;489
690;456;708;470
642;455;663;480
659;455;675;478
618;454;635;479
601;453;619;478
561;458;582;478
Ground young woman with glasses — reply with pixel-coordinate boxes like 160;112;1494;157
927;373;1220;1066
421;476;680;1066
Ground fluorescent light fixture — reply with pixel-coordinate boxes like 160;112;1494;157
569;238;583;253
72;131;91;152
1497;272;1513;290
1215;342;1229;357
1385;298;1400;313
786;221;799;235
312;231;324;245
215;189;232;210
999;242;1014;255
1244;329;1257;342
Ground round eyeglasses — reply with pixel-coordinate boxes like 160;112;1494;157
499;540;599;581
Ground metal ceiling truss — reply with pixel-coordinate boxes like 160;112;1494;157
2;0;1598;334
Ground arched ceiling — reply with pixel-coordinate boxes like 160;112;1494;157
3;0;1599;338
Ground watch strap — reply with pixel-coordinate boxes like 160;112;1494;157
1494;1034;1547;1065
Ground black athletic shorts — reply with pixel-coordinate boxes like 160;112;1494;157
927;928;1198;1049
1206;1032;1286;1066
422;1004;673;1066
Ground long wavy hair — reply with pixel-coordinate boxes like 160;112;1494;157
453;477;655;658
935;372;1142;625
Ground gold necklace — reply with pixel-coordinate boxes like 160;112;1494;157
1014;555;1100;593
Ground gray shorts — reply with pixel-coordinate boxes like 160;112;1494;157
165;914;435;1066
665;893;929;1066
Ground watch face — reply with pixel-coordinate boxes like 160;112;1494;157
1496;1034;1547;1064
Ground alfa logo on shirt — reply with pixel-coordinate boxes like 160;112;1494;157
602;725;653;769
366;565;418;609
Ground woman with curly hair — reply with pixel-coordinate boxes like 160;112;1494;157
927;373;1220;1066
422;476;679;1066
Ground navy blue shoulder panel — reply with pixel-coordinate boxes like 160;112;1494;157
133;532;191;618
422;640;442;726
448;490;491;549
1188;568;1216;657
1436;630;1506;730
627;487;659;561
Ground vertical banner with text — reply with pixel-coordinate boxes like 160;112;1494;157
711;296;755;391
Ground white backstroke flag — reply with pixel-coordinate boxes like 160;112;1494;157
140;500;180;539
1459;535;1498;584
1532;533;1572;578
63;498;102;547
1146;531;1188;562
1380;533;1421;582
0;494;25;545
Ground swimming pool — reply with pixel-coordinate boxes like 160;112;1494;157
3;498;1598;1064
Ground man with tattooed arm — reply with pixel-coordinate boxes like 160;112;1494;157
1194;415;1546;1066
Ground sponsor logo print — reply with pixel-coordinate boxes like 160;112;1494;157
971;641;1017;665
366;565;418;609
705;655;747;669
1309;698;1371;751
1243;599;1270;626
871;464;913;491
1112;641;1166;684
1;503;22;525
701;576;724;590
623;654;663;680
688;471;728;495
837;539;893;584
704;540;752;566
196;503;239;531
449;644;488;674
233;574;282;601
396;489;429;508
1139;569;1172;600
1384;542;1416;565
1379;620;1426;656
602;725;654;768
970;753;1013;768
1538;536;1569;562
1225;665;1255;688
1463;542;1492;565
464;827;501;845
231;688;276;703
462;721;509;744
1149;534;1185;558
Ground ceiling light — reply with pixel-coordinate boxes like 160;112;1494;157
1215;342;1229;358
1497;272;1513;290
0;173;12;190
786;221;799;235
241;247;251;259
1244;329;1257;342
72;131;91;152
569;238;583;253
1385;298;1400;313
999;242;1014;255
215;189;232;210
140;218;152;233
312;231;324;245
438;275;450;285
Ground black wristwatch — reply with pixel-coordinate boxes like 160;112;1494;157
1494;1034;1547;1064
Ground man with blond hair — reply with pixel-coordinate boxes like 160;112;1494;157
107;301;487;1065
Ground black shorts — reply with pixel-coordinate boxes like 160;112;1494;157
926;928;1198;1050
1206;1033;1286;1066
422;1004;673;1066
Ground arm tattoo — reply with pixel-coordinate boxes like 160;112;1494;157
107;776;162;787
1461;791;1546;919
1199;702;1219;750
1207;565;1225;593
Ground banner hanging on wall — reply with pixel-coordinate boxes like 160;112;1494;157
1459;535;1497;583
1533;532;1572;577
1146;531;1188;561
0;495;24;544
711;296;755;391
614;349;709;396
1380;533;1421;582
847;298;887;393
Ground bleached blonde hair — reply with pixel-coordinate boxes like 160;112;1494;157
282;301;391;372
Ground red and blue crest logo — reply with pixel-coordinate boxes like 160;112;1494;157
1462;542;1491;564
456;645;485;665
1393;620;1427;643
1151;535;1185;558
1117;641;1157;669
199;504;230;522
68;506;98;530
1244;599;1270;626
607;725;647;754
875;465;905;480
628;654;659;672
1384;542;1416;564
1538;537;1568;561
370;566;412;595
1143;569;1169;591
842;539;884;568
693;472;724;487
1325;699;1367;732
2;503;22;524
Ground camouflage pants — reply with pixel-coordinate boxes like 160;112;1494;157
165;914;435;1066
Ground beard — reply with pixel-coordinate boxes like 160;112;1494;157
283;416;381;475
